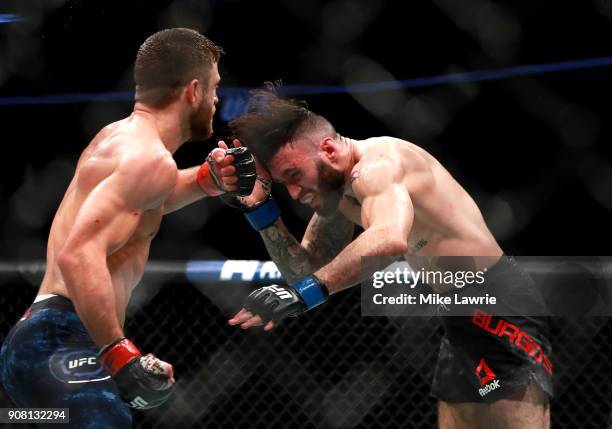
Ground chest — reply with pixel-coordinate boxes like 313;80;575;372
131;207;163;242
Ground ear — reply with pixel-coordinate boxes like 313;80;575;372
319;137;338;161
185;79;201;108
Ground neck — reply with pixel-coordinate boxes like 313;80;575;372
339;135;360;179
132;102;190;154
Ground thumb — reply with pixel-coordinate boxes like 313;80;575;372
210;148;225;163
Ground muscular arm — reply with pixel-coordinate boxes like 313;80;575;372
260;211;354;284
57;153;176;348
230;155;417;330
163;145;230;214
162;166;205;214
314;158;415;294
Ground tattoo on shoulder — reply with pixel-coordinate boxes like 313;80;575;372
350;170;360;183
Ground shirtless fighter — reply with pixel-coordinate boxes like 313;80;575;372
0;29;256;428
225;90;552;428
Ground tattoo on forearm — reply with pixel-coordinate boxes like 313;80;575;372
260;225;313;284
260;214;354;284
306;215;354;266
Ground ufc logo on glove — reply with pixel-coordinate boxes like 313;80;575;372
266;285;294;300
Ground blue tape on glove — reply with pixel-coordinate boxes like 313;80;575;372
293;275;328;310
244;198;281;230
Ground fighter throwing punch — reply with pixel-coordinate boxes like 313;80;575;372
0;29;256;428
226;89;552;428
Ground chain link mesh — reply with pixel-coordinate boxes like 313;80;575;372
1;280;611;428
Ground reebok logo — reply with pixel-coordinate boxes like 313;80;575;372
476;358;496;386
478;379;501;396
476;358;501;397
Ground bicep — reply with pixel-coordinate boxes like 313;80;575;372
302;212;355;267
360;184;413;235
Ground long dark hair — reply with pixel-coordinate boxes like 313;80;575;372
229;85;335;167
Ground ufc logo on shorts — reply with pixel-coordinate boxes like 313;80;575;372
129;396;149;409
68;357;96;369
266;285;293;300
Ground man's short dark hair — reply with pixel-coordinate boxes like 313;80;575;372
229;87;336;167
134;28;223;107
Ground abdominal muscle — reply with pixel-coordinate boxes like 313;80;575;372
39;238;153;327
38;177;163;326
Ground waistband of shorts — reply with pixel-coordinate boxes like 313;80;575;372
483;255;524;281
486;253;510;270
29;295;76;313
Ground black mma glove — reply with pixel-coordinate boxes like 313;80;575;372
243;275;329;323
99;338;174;410
218;159;282;230
197;146;257;197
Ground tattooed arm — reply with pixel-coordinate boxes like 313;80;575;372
259;212;354;284
229;155;415;331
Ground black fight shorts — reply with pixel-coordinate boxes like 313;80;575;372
431;257;553;403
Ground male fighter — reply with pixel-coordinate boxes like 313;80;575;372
0;28;256;428
225;90;552;428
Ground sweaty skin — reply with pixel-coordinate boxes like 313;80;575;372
327;136;503;282
40;116;176;348
230;136;548;429
39;63;233;348
230;136;503;329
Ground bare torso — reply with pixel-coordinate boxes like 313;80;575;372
39;116;171;325
339;137;503;272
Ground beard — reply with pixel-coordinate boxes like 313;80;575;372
188;100;214;141
314;160;346;216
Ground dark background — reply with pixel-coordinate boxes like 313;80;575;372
1;1;612;428
1;0;612;261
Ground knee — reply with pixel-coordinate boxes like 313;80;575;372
489;383;550;428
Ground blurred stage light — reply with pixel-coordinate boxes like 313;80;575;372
0;13;24;24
